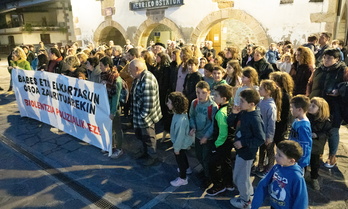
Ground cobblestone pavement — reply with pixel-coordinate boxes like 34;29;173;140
0;58;347;209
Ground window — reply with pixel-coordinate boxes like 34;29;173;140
8;36;15;47
280;0;294;4
40;34;51;44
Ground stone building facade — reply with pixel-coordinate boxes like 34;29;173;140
71;0;348;51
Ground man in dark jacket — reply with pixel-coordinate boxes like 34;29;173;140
315;32;331;66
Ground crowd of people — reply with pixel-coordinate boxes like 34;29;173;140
3;32;348;209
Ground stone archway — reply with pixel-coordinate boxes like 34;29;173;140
191;9;269;48
94;20;127;46
134;18;184;47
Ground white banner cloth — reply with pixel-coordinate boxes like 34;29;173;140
12;69;112;154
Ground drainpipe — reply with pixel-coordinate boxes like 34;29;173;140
346;0;348;45
333;0;342;39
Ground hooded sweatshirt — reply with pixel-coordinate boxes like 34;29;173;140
189;97;218;140
251;163;308;209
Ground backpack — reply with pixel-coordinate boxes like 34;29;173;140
119;78;129;104
193;99;213;120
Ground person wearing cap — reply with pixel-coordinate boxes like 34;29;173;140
154;42;166;55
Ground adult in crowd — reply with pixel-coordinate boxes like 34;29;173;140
111;45;126;71
202;41;216;58
22;45;36;70
7;47;32;91
86;56;101;83
36;41;47;54
247;46;274;81
99;56;124;159
152;52;171;141
222;46;241;68
76;52;88;78
169;49;182;93
46;47;70;75
153;42;166;55
36;50;49;71
242;44;254;67
175;46;193;92
308;48;348;168
290;46;315;96
129;59;162;166
315;32;331;67
64;55;85;78
141;50;155;72
120;48;139;118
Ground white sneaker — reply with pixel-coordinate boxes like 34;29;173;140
324;162;336;168
176;167;193;174
110;149;124;159
170;177;188;187
230;197;251;209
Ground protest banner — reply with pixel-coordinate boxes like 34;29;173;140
12;69;112;155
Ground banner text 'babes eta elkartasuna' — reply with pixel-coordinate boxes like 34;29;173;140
18;75;99;115
12;69;112;154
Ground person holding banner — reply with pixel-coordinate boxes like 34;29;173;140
7;47;32;91
129;59;162;166
100;56;124;159
46;47;70;75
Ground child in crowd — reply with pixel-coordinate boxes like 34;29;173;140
206;84;234;196
307;97;331;190
203;63;214;87
276;52;292;73
251;140;308;209
234;66;259;107
228;88;265;209
211;66;227;95
189;81;218;188
183;58;203;104
256;80;282;178
302;34;318;52
269;72;294;145
167;92;194;187
225;59;243;88
265;43;280;70
198;57;207;76
289;95;312;168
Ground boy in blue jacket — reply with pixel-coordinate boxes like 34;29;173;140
251;140;308;209
228;88;265;209
289;95;312;168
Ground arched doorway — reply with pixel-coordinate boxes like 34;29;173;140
99;26;126;46
134;18;184;48
94;20;127;47
147;24;173;47
191;9;269;52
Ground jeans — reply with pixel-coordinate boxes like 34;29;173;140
310;154;321;179
195;138;214;179
134;123;157;158
328;127;339;155
112;110;124;149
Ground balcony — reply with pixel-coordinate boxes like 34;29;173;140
0;21;67;34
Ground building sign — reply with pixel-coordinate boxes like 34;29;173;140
130;0;184;10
